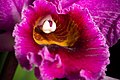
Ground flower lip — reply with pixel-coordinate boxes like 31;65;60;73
13;0;110;79
33;14;80;47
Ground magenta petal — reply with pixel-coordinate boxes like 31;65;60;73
13;0;56;71
13;20;41;70
46;0;80;10
78;0;120;46
46;0;59;5
59;0;79;9
80;69;104;80
27;52;42;67
39;47;64;80
37;5;110;80
13;2;42;69
39;47;56;62
13;0;110;79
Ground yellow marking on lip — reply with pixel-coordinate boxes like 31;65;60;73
33;15;80;47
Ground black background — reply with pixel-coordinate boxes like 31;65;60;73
106;40;120;79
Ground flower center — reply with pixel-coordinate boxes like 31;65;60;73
33;15;80;47
42;20;56;34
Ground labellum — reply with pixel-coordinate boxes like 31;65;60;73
13;0;110;80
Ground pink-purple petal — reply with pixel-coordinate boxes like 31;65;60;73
78;0;120;47
39;47;64;80
13;19;41;70
27;52;42;67
33;4;109;80
0;0;34;31
49;0;120;47
13;0;57;71
46;0;80;9
0;0;20;31
59;0;79;9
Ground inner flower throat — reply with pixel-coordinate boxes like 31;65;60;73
33;15;80;47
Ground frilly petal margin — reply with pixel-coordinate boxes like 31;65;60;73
46;0;80;12
13;0;57;71
13;19;41;70
38;47;65;80
48;0;120;47
36;4;110;80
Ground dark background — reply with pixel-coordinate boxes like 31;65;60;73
106;40;120;79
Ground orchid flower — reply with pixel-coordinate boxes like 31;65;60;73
0;0;120;80
13;0;110;80
0;0;34;51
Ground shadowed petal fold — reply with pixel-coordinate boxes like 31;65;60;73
0;32;14;51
